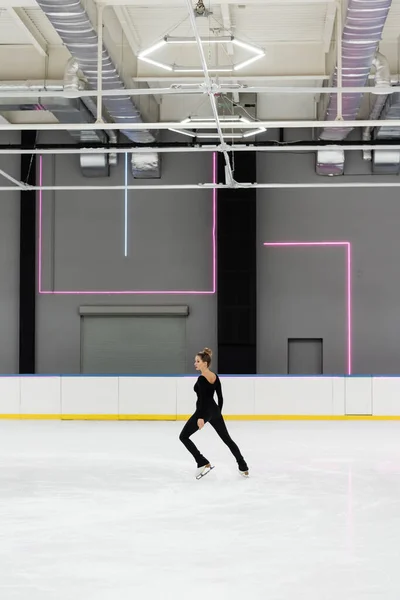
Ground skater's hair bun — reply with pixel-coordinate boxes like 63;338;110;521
197;347;212;366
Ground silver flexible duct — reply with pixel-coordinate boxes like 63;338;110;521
320;0;392;142
36;0;159;177
317;0;392;175
0;72;111;176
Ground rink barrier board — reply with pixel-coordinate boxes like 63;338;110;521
1;375;400;418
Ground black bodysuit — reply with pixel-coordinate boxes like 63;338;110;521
194;375;223;421
179;373;247;471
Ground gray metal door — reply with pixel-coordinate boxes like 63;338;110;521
81;315;186;374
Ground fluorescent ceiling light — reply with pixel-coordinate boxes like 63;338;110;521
197;134;244;139
234;54;264;71
138;56;173;71
188;116;247;122
242;128;267;138
168;128;197;138
173;66;233;73
232;39;264;56
186;117;217;122
138;40;167;58
172;68;205;73
166;36;233;44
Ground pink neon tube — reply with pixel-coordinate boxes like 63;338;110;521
263;241;352;375
38;154;217;295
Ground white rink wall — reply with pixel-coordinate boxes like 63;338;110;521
0;376;400;419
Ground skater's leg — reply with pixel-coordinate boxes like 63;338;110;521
209;414;248;471
179;413;209;467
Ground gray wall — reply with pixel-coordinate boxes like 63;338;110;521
258;133;400;375
0;134;20;373
37;136;216;373
3;129;399;376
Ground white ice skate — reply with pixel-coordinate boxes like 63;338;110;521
196;463;214;480
239;468;249;478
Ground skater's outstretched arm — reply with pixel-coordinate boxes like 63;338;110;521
216;377;223;412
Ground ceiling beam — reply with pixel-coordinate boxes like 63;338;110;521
0;0;36;6
113;5;141;55
134;75;330;82
0;120;396;131
323;2;337;53
99;0;335;5
220;4;234;56
8;7;47;57
0;83;393;98
113;7;162;106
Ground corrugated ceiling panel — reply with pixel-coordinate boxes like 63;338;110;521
231;5;328;44
0;11;32;44
383;0;400;40
126;6;223;46
24;8;63;45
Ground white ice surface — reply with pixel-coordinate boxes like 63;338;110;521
0;420;400;600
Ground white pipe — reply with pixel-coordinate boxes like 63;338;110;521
0;87;206;98
0;86;396;99
1;120;400;130
109;0;337;5
336;0;343;121
1;181;400;192
0;168;27;188
96;3;104;123
235;86;395;94
4;144;400;155
134;75;331;82
134;74;398;82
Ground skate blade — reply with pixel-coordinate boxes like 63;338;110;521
239;470;249;478
196;465;215;480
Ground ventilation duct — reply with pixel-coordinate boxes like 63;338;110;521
0;78;111;177
362;51;391;162
0;81;64;107
36;0;160;179
131;153;161;179
316;148;345;177
317;0;392;176
56;58;111;177
372;149;400;173
374;89;400;138
42;98;110;177
372;89;400;172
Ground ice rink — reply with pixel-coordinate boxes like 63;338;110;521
0;420;400;600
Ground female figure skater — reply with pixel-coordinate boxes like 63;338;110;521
179;348;249;479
